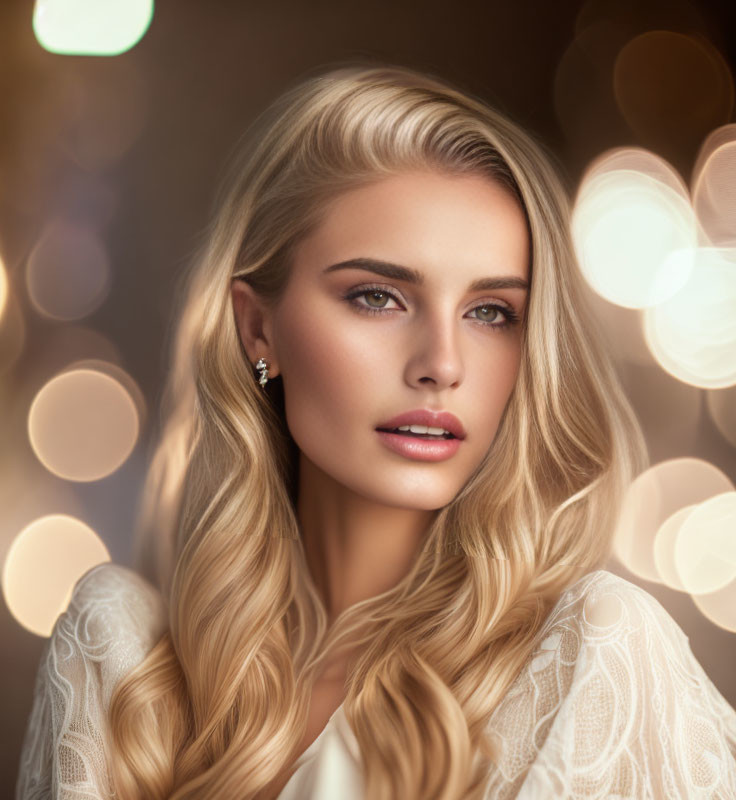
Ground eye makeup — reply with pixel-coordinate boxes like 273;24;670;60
342;284;522;332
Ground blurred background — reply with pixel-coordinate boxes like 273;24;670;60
2;0;736;789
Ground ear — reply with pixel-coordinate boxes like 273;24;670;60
230;278;280;378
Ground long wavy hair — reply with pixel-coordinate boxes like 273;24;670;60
107;60;648;799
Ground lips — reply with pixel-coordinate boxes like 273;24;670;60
375;409;466;440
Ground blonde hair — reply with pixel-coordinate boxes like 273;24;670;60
107;60;648;799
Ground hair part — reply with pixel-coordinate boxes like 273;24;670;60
108;58;648;800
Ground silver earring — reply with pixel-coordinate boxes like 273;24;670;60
255;357;269;389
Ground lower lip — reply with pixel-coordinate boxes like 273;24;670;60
375;430;462;461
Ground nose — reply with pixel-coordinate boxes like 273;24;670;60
404;308;464;390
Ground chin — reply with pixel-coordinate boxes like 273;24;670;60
364;481;460;511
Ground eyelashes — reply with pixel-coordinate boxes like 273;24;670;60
343;284;521;331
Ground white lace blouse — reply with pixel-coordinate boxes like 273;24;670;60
15;562;736;799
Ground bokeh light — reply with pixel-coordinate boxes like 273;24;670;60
653;504;698;592
33;0;154;57
613;31;734;157
28;367;140;481
572;153;698;308
643;247;736;389
2;514;109;637
66;358;148;433
674;491;736;595
26;219;111;321
613;457;734;583
692;124;736;248
655;497;736;634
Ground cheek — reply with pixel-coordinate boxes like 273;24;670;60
274;302;383;450
472;342;522;433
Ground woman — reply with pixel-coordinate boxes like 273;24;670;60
16;61;736;800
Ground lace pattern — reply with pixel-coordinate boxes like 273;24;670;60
15;565;736;799
483;571;736;798
15;564;167;799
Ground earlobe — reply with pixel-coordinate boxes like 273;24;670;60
230;279;280;378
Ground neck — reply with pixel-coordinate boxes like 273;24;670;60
296;453;435;624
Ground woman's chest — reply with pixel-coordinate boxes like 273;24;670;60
259;675;348;800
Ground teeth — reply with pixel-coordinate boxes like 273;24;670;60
396;424;450;435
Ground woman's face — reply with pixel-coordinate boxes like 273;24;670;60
269;169;530;510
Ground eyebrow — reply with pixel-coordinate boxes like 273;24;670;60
323;257;529;292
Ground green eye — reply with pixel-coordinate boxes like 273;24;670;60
343;285;521;332
473;305;502;323
364;290;390;308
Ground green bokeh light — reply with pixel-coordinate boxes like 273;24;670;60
33;0;154;56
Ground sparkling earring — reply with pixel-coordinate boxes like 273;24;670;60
255;357;269;389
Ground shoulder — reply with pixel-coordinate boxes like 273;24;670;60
67;561;167;632
51;562;168;695
16;564;169;799
542;568;691;649
526;568;702;699
487;569;736;798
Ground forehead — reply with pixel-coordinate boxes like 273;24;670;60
293;170;530;284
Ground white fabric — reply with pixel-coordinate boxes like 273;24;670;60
15;563;736;799
15;564;167;800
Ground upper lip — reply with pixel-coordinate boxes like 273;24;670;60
376;409;466;439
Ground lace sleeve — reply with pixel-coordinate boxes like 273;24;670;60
15;563;168;800
485;570;736;800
